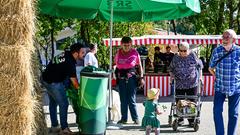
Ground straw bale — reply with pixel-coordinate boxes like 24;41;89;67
0;0;41;134
31;50;48;135
0;0;35;46
0;45;35;135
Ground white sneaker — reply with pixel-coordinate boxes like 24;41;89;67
59;128;75;135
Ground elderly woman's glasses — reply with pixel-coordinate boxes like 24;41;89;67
179;50;187;52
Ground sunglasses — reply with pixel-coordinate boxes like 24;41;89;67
222;36;231;39
179;50;187;52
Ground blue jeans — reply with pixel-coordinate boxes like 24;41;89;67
118;76;138;121
213;91;240;135
45;82;69;129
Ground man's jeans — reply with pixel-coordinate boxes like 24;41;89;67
45;82;69;129
213;91;240;135
118;76;138;121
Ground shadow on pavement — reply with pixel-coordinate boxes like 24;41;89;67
44;111;75;115
160;124;199;133
47;128;79;135
120;125;144;130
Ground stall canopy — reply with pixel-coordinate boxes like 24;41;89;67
103;35;240;46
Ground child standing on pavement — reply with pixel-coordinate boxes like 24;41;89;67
142;88;162;135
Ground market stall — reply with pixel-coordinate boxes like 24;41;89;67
103;35;240;96
103;35;240;46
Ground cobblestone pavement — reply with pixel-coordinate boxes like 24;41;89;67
43;93;240;135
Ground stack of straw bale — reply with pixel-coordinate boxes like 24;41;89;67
0;0;40;134
31;52;48;135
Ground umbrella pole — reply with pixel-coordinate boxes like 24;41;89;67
107;0;122;129
108;0;113;123
107;0;113;124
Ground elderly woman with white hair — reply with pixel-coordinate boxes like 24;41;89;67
169;42;203;126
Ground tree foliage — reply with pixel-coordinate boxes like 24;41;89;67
35;15;154;69
35;15;70;65
36;0;240;69
172;0;240;35
170;0;240;66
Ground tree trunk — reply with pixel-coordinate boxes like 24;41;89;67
237;1;240;34
215;0;225;35
45;47;49;65
86;21;90;43
210;0;226;52
171;20;177;35
227;0;234;29
80;21;87;42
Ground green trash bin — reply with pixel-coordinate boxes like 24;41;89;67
79;71;109;135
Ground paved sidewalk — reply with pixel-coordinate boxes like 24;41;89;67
43;94;240;135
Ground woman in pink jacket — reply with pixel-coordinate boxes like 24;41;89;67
114;36;144;124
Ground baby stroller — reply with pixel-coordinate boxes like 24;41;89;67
168;74;203;132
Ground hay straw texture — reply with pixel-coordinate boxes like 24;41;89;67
0;0;35;47
0;0;36;135
31;52;48;135
0;46;35;135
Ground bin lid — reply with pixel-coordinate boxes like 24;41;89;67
80;71;109;78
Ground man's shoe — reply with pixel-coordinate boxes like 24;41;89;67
49;126;60;133
117;119;127;124
133;119;140;124
59;128;75;135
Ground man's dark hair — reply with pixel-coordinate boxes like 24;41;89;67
154;46;160;51
70;42;85;53
166;46;171;49
121;36;132;44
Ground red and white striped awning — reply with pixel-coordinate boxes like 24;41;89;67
144;75;215;97
103;35;240;46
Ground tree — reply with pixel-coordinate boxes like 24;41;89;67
35;16;155;69
72;20;155;69
237;1;240;34
170;0;239;68
35;15;71;67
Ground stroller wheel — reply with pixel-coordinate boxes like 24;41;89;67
193;123;199;132
168;115;172;126
196;118;200;124
172;120;178;131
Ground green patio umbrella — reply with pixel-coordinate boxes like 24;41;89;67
38;0;201;67
38;0;201;126
39;0;200;22
38;0;201;81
